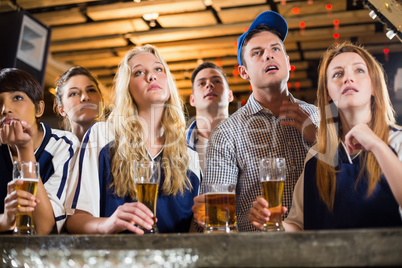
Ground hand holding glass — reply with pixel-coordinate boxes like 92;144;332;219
259;158;286;232
134;161;160;234
204;183;237;233
13;161;40;235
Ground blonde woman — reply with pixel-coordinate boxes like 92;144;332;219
250;42;402;230
54;66;104;141
65;45;201;234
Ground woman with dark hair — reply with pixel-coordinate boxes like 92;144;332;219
249;43;402;230
54;66;104;141
0;68;79;234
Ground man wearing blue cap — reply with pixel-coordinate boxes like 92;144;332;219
193;11;318;232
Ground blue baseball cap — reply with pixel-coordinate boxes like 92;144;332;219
237;11;288;65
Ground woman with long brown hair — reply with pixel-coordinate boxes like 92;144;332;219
249;42;402;230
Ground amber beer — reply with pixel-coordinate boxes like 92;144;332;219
205;192;237;233
261;180;285;231
137;182;158;233
14;178;39;235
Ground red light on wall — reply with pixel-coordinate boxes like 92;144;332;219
249;85;253;91
290;65;296;71
333;19;339;30
293;8;300;14
384;48;389;62
216;57;222;67
232;69;239;76
287;82;291;89
299;22;306;34
295;82;301;91
243;27;248;32
241;99;246;106
326;4;333;17
333;33;339;39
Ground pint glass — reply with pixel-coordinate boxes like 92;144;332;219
13;161;40;235
204;184;237;233
134;160;160;234
259;158;286;232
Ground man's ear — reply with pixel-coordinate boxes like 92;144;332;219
239;65;249;80
189;94;196;107
35;100;45;118
228;90;234;103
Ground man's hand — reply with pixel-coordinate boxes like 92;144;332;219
279;101;317;144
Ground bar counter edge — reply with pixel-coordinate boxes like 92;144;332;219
1;228;402;267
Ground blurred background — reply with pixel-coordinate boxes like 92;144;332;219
1;0;401;127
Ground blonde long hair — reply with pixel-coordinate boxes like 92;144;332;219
108;45;190;199
316;42;395;210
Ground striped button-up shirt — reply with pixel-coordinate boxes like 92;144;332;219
204;93;318;231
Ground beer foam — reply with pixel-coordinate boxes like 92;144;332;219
18;177;39;182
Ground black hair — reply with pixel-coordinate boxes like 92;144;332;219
190;62;228;92
0;68;44;113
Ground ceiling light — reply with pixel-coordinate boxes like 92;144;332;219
203;0;213;6
369;10;377;19
386;29;396;39
143;12;159;21
143;12;159;27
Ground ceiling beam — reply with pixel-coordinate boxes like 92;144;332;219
33;7;86;26
16;0;97;9
86;0;206;21
51;19;149;41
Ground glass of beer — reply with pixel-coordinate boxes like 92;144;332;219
13;161;40;235
259;158;286;232
134;160;160;234
204;183;237;233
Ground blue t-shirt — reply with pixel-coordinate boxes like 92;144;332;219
285;127;402;230
303;146;402;229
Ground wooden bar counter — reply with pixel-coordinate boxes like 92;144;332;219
1;228;402;267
